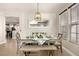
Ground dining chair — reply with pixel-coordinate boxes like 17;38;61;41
54;33;63;53
16;32;34;56
16;32;23;55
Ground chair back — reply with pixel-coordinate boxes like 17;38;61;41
57;33;63;43
16;32;21;40
16;32;22;54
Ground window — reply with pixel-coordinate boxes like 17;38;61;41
77;25;79;44
71;6;77;23
59;4;79;45
59;11;68;40
70;4;79;44
70;25;77;43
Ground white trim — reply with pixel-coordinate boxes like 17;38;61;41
62;46;76;56
0;41;6;45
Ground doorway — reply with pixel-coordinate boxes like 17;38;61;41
5;16;20;40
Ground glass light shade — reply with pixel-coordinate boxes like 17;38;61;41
30;20;38;24
30;3;41;24
34;12;41;21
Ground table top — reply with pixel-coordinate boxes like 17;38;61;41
19;36;58;46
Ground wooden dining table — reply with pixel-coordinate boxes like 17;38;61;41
18;36;58;56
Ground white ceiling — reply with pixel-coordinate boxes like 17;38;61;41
0;3;71;13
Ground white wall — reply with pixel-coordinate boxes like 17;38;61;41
0;11;58;44
24;13;57;35
19;13;58;38
0;12;6;44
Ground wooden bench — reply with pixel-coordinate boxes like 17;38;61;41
19;45;57;56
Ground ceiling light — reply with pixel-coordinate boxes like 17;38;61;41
34;3;41;21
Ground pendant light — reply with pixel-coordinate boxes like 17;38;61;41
34;3;41;21
30;3;41;24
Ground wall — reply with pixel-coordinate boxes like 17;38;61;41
27;13;57;34
0;12;6;44
0;12;58;44
19;13;58;38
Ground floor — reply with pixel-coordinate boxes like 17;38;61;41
0;39;70;56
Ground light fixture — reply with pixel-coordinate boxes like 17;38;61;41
34;3;41;21
30;3;41;24
30;20;37;24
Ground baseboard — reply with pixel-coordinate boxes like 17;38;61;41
62;46;76;56
0;41;6;45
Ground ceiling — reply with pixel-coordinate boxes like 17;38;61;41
0;3;72;13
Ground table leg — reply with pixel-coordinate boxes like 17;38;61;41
23;51;31;56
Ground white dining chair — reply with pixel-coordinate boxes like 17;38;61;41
16;32;23;55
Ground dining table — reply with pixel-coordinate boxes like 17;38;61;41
18;36;58;56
